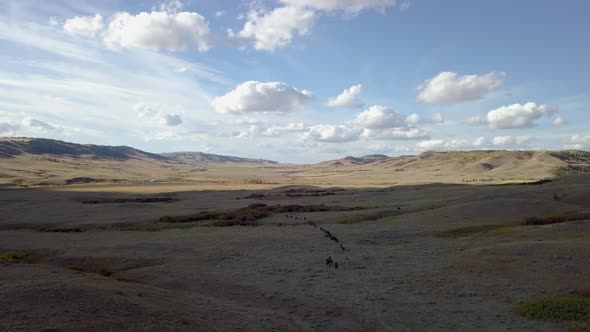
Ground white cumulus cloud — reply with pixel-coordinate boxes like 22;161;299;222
487;102;557;129
564;134;590;150
326;84;364;108
552;116;568;126
244;122;308;137
472;136;486;147
406;112;444;125
133;103;183;126
417;71;504;104
104;10;210;51
63;14;104;38
212;81;313;114
416;139;445;150
352;105;405;129
492;135;531;147
361;127;428;140
263;122;307;136
464;114;489;126
303;124;362;143
231;0;405;51
416;137;487;151
229;6;315;51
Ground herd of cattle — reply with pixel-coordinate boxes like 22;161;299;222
284;214;350;269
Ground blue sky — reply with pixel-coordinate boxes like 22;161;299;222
0;0;588;163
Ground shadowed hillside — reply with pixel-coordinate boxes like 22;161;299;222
0;137;165;160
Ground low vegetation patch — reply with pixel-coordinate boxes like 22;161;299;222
434;224;504;238
519;179;553;185
334;216;367;224
0;249;57;264
0;250;35;263
55;256;158;277
550;150;590;163
283;188;344;197
525;212;590;225
286;192;335;197
64;177;104;185
160;204;366;225
333;210;399;224
82;197;177;204
159;208;268;224
122;222;167;232
242;193;266;199
569;322;590;332
514;296;590;321
26;223;85;232
553;165;590;176
571;289;590;298
206;220;260;227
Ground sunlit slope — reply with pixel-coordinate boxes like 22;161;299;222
1;137;590;188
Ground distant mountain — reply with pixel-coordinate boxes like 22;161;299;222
317;154;390;167
0;137;280;165
161;151;279;166
0;137;165;160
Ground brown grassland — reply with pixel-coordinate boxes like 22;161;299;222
1;146;590;330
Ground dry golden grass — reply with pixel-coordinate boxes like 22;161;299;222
0;149;578;191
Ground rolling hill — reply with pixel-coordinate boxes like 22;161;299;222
161;152;279;166
0;137;165;160
0;137;279;165
1;137;590;188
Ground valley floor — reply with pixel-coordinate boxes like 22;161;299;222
1;176;589;331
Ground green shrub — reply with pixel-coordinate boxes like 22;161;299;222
514;296;590;321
